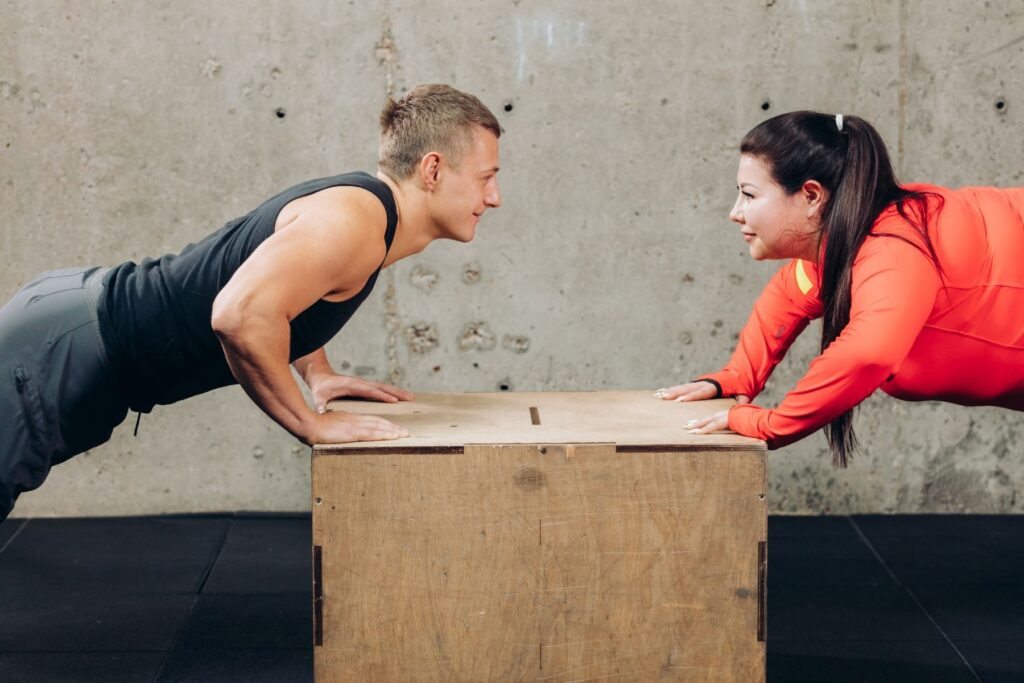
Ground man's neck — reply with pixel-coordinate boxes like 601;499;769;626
376;170;439;265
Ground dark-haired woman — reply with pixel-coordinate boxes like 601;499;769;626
658;112;1024;465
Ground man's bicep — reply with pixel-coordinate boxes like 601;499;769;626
219;210;381;321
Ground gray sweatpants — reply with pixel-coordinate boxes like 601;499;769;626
0;267;129;520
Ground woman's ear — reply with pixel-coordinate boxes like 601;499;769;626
802;179;827;218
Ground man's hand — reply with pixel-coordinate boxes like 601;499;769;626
309;373;414;414
309;410;409;445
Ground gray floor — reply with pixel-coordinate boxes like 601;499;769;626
0;513;1021;682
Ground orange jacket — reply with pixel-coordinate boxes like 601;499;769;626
702;184;1024;449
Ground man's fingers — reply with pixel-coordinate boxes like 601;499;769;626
343;382;400;403
357;416;409;439
377;382;414;400
352;378;414;401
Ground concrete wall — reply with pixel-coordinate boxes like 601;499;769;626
3;1;1021;517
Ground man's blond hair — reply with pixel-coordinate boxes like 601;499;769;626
378;84;501;180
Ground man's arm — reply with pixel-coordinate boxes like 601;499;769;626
211;189;407;445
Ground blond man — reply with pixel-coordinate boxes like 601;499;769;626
0;84;502;520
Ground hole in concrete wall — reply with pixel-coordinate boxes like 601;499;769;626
761;100;771;111
275;107;286;119
498;380;512;391
462;261;482;284
995;98;1007;113
503;101;514;112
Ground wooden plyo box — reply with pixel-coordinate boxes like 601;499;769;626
312;390;767;682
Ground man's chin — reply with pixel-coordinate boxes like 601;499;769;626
440;229;475;244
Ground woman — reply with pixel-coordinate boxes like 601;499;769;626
658;111;1024;466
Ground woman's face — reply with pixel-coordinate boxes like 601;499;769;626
729;154;823;262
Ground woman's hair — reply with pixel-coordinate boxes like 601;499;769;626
740;112;942;467
378;84;501;180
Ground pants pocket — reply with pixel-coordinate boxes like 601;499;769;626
12;365;48;459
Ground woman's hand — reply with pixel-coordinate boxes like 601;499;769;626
655;381;719;402
655;381;751;435
685;410;730;435
310;373;414;414
655;381;751;404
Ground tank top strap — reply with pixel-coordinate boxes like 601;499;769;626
341;172;398;260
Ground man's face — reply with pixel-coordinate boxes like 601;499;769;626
431;126;502;242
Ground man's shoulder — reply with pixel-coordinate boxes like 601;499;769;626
291;182;390;232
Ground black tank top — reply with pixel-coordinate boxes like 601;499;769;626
96;172;398;413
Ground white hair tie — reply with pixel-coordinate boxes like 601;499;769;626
836;114;844;132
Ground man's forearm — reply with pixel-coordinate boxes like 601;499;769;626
214;316;318;444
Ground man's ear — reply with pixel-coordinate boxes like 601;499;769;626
802;179;827;218
419;152;442;191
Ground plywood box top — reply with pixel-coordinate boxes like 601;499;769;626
318;390;765;452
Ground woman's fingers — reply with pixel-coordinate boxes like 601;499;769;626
655;382;717;402
684;410;730;435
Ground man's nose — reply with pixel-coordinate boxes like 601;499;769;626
486;181;502;208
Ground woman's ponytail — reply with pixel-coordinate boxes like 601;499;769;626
741;112;940;467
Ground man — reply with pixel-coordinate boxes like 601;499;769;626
0;83;502;520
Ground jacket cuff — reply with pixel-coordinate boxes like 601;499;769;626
695;370;748;398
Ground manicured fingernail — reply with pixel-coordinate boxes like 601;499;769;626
317;406;326;414
675;396;686;402
685;420;697;427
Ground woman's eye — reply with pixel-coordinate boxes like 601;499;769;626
742;191;754;199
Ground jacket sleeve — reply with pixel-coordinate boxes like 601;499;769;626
700;258;823;398
727;236;940;449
